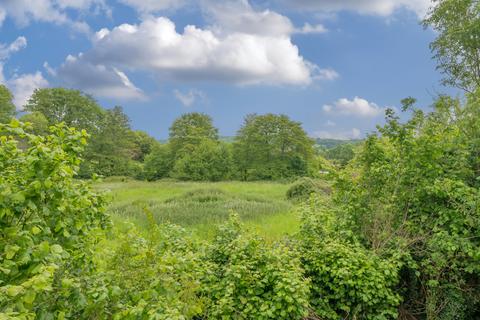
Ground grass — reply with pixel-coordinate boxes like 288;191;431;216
95;179;301;239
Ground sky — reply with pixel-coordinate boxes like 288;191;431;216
0;0;460;139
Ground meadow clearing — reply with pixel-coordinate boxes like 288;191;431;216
96;178;303;239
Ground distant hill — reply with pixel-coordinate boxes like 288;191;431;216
314;138;362;150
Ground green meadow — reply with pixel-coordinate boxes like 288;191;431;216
96;179;302;239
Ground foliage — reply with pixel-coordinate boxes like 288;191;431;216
286;177;331;201
169;112;219;159
98;219;205;319
298;199;403;319
323;143;356;167
0;120;109;319
335;95;480;318
0;85;15;123
424;0;480;92
172;139;232;181
143;143;174;181
234;114;315;180
25;88;104;133
202;215;310;319
18;112;49;135
131;130;157;162
81;106;137;177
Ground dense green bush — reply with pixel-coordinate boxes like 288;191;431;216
0;120;109;319
171;139;232;181
99;219;205;319
143;143;174;181
286;177;331;201
334;94;480;318
298;199;403;319
202;215;310;319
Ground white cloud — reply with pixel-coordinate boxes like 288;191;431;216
0;36;27;60
323;96;386;117
56;54;145;100
62;16;320;86
0;37;49;109
326;120;336;127
9;72;49;109
295;23;328;34
314;128;362;140
203;0;295;37
313;67;339;81
173;89;205;107
281;0;432;18
118;0;188;13
0;0;108;32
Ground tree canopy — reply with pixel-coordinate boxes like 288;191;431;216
233;114;315;180
424;0;480;92
0;85;15;123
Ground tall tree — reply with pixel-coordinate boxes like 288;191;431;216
424;0;480;91
234;114;315;180
169;112;218;158
81;106;136;177
0;85;15;123
25;88;104;133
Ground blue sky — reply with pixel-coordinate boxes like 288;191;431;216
0;0;459;139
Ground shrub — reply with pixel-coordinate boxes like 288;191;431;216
298;199;402;320
0;120;109;319
286;177;330;201
100;218;205;319
202;215;310;319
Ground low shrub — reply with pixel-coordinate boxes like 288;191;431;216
286;177;330;201
202;215;311;319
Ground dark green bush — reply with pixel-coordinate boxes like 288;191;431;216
286;177;330;201
202;215;310;319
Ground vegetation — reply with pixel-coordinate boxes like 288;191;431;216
2;1;480;319
0;85;15;124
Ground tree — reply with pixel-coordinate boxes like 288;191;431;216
81;106;136;177
0;85;15;123
25;88;104;132
143;143;174;181
131;130;157;162
169;112;218;158
19;112;49;135
233;114;315;180
171;139;232;181
424;0;480;91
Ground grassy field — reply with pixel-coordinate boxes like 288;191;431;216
95;179;301;239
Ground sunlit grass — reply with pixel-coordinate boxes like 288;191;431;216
96;179;300;239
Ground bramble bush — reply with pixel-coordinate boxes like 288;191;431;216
0;120;109;319
201;215;311;319
297;198;403;319
286;177;331;201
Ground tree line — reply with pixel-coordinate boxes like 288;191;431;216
1;87;335;181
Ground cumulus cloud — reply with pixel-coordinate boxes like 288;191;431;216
280;0;432;17
59;16;324;87
323;96;386;117
203;0;295;37
295;23;328;34
0;36;27;60
56;54;145;100
9;72;49;108
118;0;188;13
0;0;108;32
0;37;49;109
173;89;205;107
314;128;362;140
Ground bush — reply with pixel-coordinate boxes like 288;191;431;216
202;215;310;319
286;177;330;201
100;218;205;319
0;120;110;319
171;139;232;181
298;199;402;320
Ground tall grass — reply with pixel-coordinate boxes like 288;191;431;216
97;180;299;239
